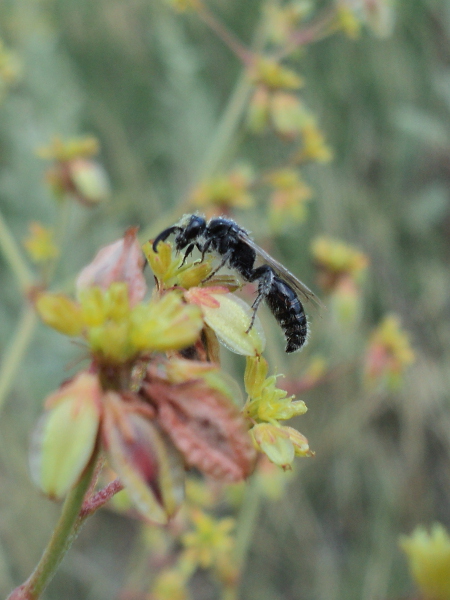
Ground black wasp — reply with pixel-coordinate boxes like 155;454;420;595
153;214;321;353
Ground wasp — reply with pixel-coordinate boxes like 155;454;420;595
153;214;321;353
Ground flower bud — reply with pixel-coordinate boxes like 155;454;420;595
193;291;265;356
30;372;102;499
102;395;185;524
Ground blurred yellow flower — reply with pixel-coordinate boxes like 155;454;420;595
23;222;59;263
190;167;254;211
365;314;415;389
182;509;235;569
400;523;450;600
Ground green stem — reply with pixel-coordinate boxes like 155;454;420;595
0;305;37;411
142;9;270;242
196;69;252;182
0;208;34;292
7;455;99;600
234;474;262;570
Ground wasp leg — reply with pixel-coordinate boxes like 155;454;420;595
202;250;233;282
179;242;197;267
200;239;213;263
246;266;275;332
152;226;182;252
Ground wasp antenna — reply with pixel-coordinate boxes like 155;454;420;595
152;226;181;252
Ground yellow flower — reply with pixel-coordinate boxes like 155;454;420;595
267;168;313;231
190;167;254;210
400;523;450;600
150;569;190;600
244;356;307;423
129;292;203;353
250;58;304;90
365;315;415;389
182;509;235;570
37;135;99;161
297;120;333;163
143;239;213;289
312;237;369;278
23;222;59;263
36;292;84;336
37;284;203;363
251;423;313;470
336;6;361;39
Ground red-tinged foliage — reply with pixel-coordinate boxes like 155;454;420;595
76;227;146;305
101;393;185;523
143;376;256;482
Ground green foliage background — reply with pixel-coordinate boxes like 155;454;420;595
1;0;450;599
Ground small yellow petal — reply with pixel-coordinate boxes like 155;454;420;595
35;293;83;336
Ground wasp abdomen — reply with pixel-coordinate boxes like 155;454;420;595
266;277;308;353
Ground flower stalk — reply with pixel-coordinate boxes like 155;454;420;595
7;453;99;600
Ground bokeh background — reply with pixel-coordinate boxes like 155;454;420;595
1;1;449;599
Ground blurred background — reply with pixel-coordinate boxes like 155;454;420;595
1;0;450;599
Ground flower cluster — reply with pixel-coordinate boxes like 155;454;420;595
37;136;110;205
400;523;450;600
337;0;395;39
244;355;314;470
23;222;59;264
189;166;254;214
364;314;415;390
31;225;315;524
0;38;21;99
312;236;369;323
265;167;313;232
32;229;258;524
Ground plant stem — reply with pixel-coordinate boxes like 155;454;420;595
0;305;37;411
0;209;34;292
234;474;262;572
7;455;99;600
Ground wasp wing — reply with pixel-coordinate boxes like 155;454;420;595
236;231;324;309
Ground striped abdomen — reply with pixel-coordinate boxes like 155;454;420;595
265;276;308;353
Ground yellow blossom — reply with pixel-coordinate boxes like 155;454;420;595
336;6;361;39
251;423;313;470
23;222;59;263
267;168;312;231
37;283;204;363
297;120;333;163
166;0;200;11
270;92;309;138
36;136;99;161
190;167;254;210
365;314;415;389
150;569;190;600
129;292;203;353
251;58;304;90
400;523;450;600
312;237;368;277
244;356;307;423
182;509;235;570
143;240;213;289
36;292;83;336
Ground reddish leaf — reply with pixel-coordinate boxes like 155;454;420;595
144;378;256;482
76;228;146;306
102;393;185;524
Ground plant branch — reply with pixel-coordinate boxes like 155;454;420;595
0;209;34;292
197;2;253;65
0;305;37;411
7;454;99;600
